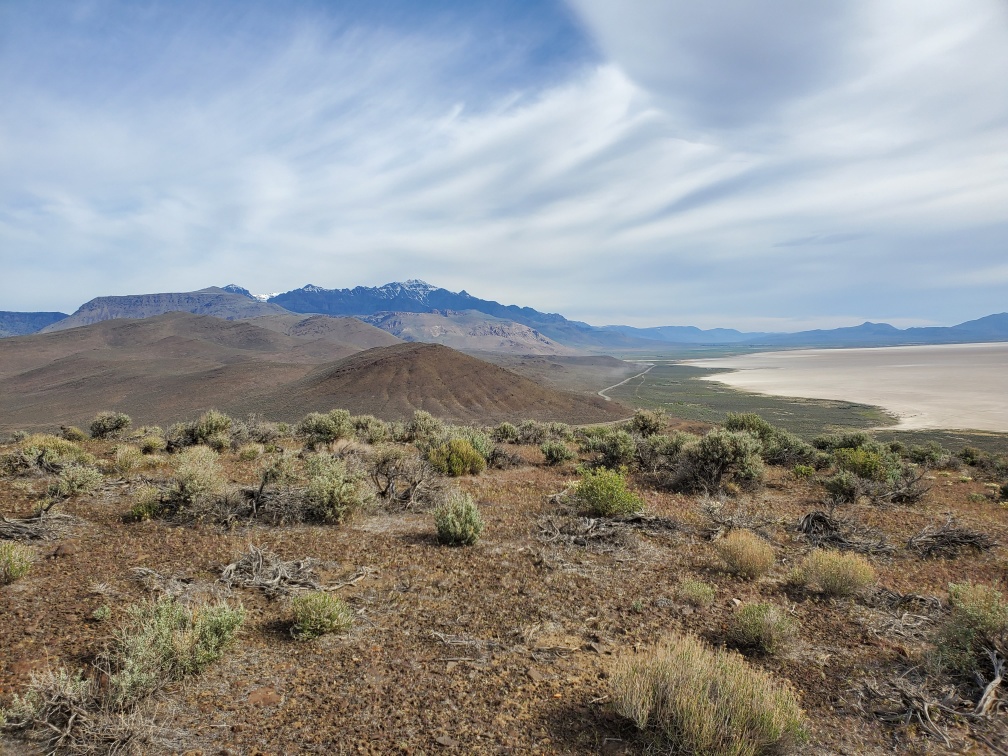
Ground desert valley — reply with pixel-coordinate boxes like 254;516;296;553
1;281;1006;755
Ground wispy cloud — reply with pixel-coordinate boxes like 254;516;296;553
0;0;1005;330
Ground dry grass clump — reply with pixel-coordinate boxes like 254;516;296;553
290;591;354;640
716;530;775;579
112;444;143;476
675;578;716;607
728;602;796;655
1;541;34;584
610;633;808;756
574;466;643;516
433;489;484;546
798;549;875;597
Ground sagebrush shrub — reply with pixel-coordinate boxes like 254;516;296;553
724;413;816;467
60;426;88;442
610;633;808;756
678;429;765;493
405;410;445;444
433;489;484;546
935;581;1008;678
139;434;166;455
49;463;103;498
716;530;775;579
367;445;438;509
303;454;373;524
291;591;354;640
351;414;390;444
540;440;575;466
110;597;244;703
0;542;33;584
14;434;95;472
729;603;796;655
298;409;353;447
128;484;162;521
89;411;132;439
813;431;871;451
574;466;643;516
823;469;860;503
492;422;520;443
799;549;875;597
427;438;487;477
173;446;226;504
629;408;665;437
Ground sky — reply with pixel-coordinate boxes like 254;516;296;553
1;0;1007;330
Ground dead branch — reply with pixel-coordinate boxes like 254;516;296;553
857;680;952;748
701;497;778;539
220;544;322;598
796;509;894;555
0;511;77;541
131;567;192;598
975;649;1004;717
906;516;997;559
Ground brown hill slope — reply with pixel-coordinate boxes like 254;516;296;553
251;342;628;424
0;316;625;431
0;313;400;431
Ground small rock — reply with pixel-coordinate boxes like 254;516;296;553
731;598;742;607
434;735;457;747
50;541;78;558
528;668;545;683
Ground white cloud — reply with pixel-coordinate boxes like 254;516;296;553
0;0;1006;330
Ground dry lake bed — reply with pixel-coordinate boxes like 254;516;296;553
685;342;1008;432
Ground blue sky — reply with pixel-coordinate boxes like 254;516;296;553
2;0;1006;330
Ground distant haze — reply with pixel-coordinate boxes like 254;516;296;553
2;1;1007;329
687;342;1008;432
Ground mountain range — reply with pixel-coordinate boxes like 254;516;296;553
6;280;1008;352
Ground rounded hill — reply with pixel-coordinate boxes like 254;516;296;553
259;342;627;424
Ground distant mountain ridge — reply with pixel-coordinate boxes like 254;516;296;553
41;287;290;332
5;280;1007;350
0;311;68;338
269;280;1008;349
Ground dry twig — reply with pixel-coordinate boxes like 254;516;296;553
220;544;321;598
906;516;997;559
796;510;894;555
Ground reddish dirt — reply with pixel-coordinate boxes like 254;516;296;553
2;439;1007;755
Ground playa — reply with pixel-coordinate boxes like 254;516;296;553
685;342;1008;432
